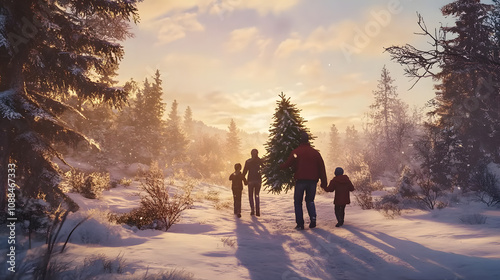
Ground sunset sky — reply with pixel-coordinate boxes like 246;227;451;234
117;0;459;134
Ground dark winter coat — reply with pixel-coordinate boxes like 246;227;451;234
325;175;355;205
229;171;247;190
243;157;263;183
280;143;327;189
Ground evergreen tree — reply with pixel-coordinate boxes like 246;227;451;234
0;0;140;210
368;66;399;149
114;79;142;163
137;70;166;161
165;100;188;165
226;119;242;165
262;93;313;194
327;124;342;168
115;72;166;164
190;133;225;178
387;0;500;190
344;125;360;157
437;0;499;189
364;66;414;175
78;101;117;168
183;106;194;138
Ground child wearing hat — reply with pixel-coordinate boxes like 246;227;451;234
229;163;247;218
324;167;355;227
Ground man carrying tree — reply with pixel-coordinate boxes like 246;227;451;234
281;131;327;230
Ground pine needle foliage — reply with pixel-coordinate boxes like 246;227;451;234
0;0;140;210
262;93;313;194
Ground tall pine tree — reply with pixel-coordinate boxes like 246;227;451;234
262;93;313;194
114;72;166;164
165;99;188;165
183;106;194;138
226;119;242;165
368;66;400;150
136;70;166;161
344;125;360;158
114;78;142;163
364;66;412;175
436;0;499;188
327;124;342;169
0;0;140;210
387;0;500;190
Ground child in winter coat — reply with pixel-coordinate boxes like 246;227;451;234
229;163;247;218
324;167;355;227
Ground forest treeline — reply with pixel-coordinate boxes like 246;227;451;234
61;69;266;181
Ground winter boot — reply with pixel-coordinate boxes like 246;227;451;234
309;219;316;229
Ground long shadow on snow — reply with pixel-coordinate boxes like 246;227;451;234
299;226;500;280
346;226;500;280
235;216;298;280
298;227;391;280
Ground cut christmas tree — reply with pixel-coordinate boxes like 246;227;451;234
262;93;313;194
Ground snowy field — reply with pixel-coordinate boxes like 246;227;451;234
4;178;500;280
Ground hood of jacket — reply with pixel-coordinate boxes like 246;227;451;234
333;175;351;184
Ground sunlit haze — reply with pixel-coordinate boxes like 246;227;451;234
117;0;455;134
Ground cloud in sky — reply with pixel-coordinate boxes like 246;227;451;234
206;0;301;16
156;13;205;45
118;0;453;134
226;27;260;52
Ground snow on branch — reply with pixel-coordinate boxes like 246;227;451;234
0;89;22;120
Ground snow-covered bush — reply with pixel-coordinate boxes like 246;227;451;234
350;164;378;210
214;199;232;211
355;192;374;210
470;163;500;207
64;169;86;193
65;169;110;199
16;193;52;248
459;213;487;225
413;171;447;210
110;177;132;189
69;171;110;199
198;189;231;210
220;236;237;248
435;201;449;209
21;251;128;280
109;207;153;230
30;210;72;280
32;254;72;280
397;166;447;210
74;253;127;277
61;211;120;245
204;189;221;202
82;172;110;199
118;177;133;187
112;162;193;231
374;194;402;219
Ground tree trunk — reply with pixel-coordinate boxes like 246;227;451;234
0;63;24;212
0;119;9;212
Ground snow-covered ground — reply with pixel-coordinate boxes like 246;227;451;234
5;178;500;280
